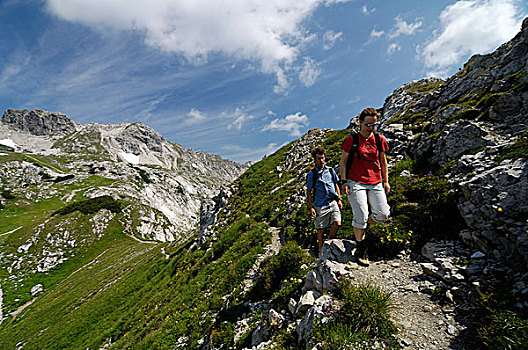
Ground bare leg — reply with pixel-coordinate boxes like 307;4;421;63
329;221;340;239
317;228;325;251
354;226;365;241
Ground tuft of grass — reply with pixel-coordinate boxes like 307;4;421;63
1;188;16;199
474;278;528;349
496;131;528;162
310;279;400;349
408;80;444;94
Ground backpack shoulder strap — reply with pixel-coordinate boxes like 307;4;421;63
327;166;338;183
345;132;360;180
374;132;385;178
309;167;319;201
374;132;382;153
310;167;318;190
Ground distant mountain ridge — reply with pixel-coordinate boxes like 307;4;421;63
0;108;248;242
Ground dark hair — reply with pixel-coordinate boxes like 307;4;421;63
311;146;326;159
359;107;379;121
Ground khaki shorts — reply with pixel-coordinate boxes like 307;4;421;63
314;200;341;229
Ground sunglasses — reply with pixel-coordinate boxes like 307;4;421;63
362;122;378;128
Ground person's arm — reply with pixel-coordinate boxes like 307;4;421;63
380;151;390;194
306;189;316;217
339;150;350;195
334;181;343;209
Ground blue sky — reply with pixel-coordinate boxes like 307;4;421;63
1;0;527;162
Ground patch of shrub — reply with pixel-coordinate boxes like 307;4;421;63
52;195;122;216
1;189;15;199
378;163;466;256
138;169;152;183
246;241;311;302
310;280;400;349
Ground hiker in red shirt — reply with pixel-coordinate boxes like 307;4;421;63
339;107;391;266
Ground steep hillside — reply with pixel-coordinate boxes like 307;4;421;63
0;125;474;349
1;17;527;350
0;110;246;342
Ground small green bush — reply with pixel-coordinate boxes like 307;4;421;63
379;164;465;256
247;241;311;302
52;195;122;216
1;189;15;199
138;169;152;183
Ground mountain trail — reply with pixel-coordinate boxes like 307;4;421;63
346;253;472;350
0;226;23;237
242;227;282;293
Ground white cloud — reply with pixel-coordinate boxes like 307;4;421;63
225;108;254;131
263;112;309;136
185;108;207;124
369;28;385;39
273;67;290;94
221;142;286;162
325;0;351;4
323;30;343;50
362;5;375;15
299;57;321;87
367;16;421;52
420;0;525;76
388;16;422;39
387;43;401;55
45;0;343;92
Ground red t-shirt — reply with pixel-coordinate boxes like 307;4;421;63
341;132;389;185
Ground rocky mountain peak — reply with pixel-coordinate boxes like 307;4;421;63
1;109;79;136
115;122;165;154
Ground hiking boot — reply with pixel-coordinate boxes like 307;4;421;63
355;240;369;267
356;256;370;267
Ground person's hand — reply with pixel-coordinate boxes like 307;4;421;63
383;182;391;194
337;199;343;210
310;207;316;218
341;183;350;195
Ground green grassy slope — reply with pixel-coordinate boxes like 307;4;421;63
1;123;510;349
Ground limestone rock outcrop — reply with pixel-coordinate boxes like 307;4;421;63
2;109;79;136
380;18;528;270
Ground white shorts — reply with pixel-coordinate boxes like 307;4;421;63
347;180;390;229
314;200;341;229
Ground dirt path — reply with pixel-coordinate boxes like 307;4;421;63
0;226;23;237
242;227;282;293
347;253;470;350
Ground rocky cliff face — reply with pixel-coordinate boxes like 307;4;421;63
380;18;528;270
1;109;80;136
